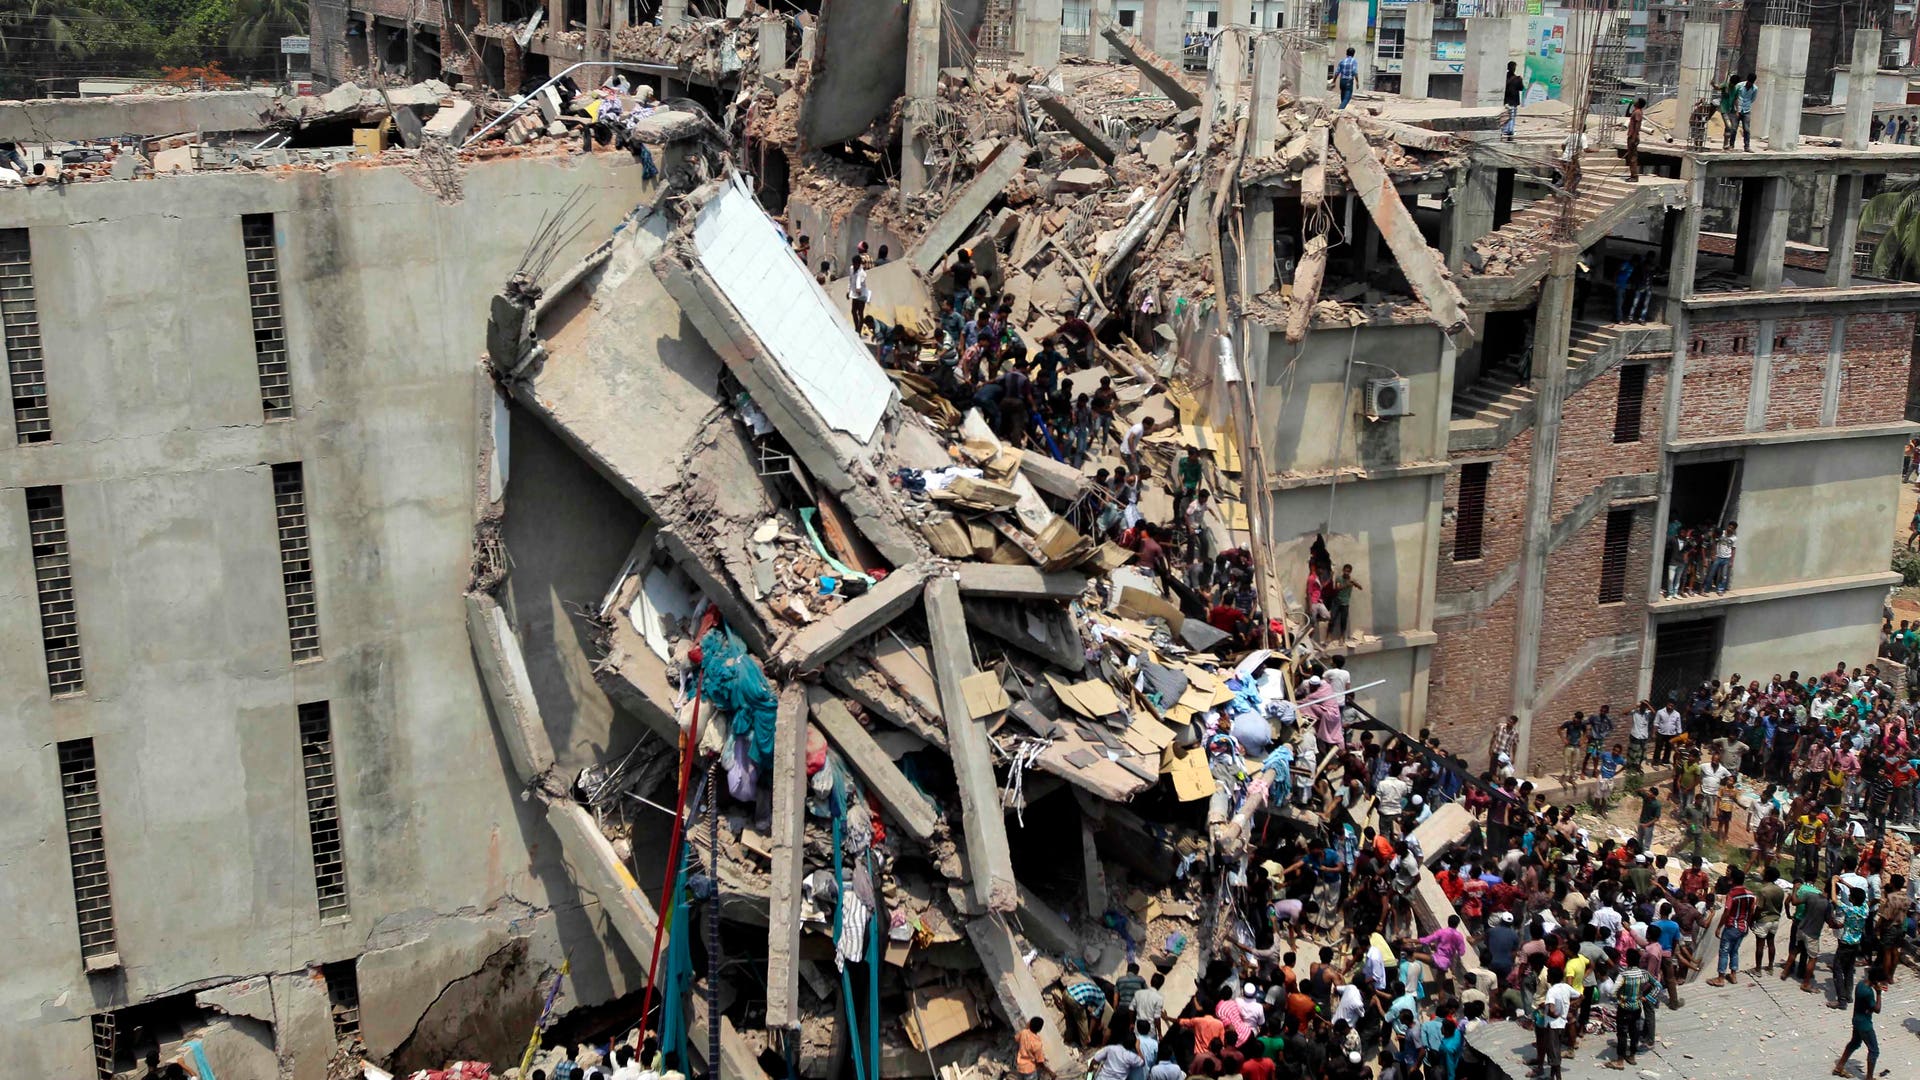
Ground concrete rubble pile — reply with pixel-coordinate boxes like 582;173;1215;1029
453;27;1495;1079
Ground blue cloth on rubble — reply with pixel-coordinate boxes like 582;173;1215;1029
699;627;779;767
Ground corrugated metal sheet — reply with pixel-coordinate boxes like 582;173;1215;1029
692;178;892;444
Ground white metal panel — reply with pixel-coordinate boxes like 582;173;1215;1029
692;178;893;443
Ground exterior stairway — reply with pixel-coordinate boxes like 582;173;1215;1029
1458;152;1687;304
1449;318;1674;451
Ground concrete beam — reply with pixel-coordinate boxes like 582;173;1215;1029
1015;883;1081;955
1250;34;1283;157
1099;25;1203;110
1845;29;1881;151
766;684;810;1029
907;140;1032;276
464;594;558;783
1018;445;1089;500
953;563;1089;600
1330;116;1471;338
1081;812;1108;919
1029;85;1121;164
780;562;932;669
901;0;940;194
967;917;1073;1068
1401;1;1434;100
810;690;941;844
926;576;1018;913
545;800;659;962
0;88;277;143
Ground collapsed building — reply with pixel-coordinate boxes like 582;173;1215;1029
3;4;1917;1080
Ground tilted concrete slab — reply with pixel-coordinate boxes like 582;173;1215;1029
954;563;1090;601
926;576;1019;913
0;88;276;142
809;688;942;843
967;916;1073;1069
544;800;661;962
465;593;560;782
766;683;810;1029
1014;883;1081;956
908;140;1033;276
781;562;932;669
1028;86;1122;163
657;180;924;567
1100;26;1203;110
1330;116;1471;339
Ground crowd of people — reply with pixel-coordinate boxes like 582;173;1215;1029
1660;519;1738;598
1018;660;1919;1080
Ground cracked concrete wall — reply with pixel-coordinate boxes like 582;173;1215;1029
0;155;650;1073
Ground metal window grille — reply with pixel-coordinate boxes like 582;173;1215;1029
29;486;85;695
59;739;117;959
1613;364;1648;444
300;702;349;917
1452;462;1490;562
1;229;51;442
323;959;362;1040
273;463;322;660
90;1013;116;1080
1598;508;1634;603
242;215;292;419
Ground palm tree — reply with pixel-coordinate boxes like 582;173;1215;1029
228;0;308;53
1862;177;1920;282
0;0;93;64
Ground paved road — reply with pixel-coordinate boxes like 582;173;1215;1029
1469;961;1920;1079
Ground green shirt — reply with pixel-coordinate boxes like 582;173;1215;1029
1720;82;1738;115
1178;454;1203;492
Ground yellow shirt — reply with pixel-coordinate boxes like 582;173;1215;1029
1564;955;1589;992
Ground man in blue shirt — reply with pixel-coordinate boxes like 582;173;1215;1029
1735;72;1758;151
1337;48;1360;108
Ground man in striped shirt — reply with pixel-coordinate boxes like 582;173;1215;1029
1707;867;1758;985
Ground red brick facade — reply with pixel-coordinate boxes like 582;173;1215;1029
1527;503;1654;767
1764;317;1832;432
1550;364;1667;520
1679;319;1758;438
1838;312;1914;427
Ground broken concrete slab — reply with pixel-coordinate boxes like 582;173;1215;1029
1028;85;1122;163
908;140;1032;276
195;976;275;1024
766;683;810;1030
423;98;477;143
1099;25;1202;110
544;799;659;962
1014;883;1081;956
926;576;1018;914
1053;167;1110;193
465;594;559;783
963;596;1084;671
809;689;941;843
953;563;1089;601
781;562;932;669
1329;116;1471;338
966;916;1072;1068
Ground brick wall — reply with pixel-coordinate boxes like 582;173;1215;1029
1837;311;1914;427
1764;316;1832;432
1549;363;1667;521
1679;319;1758;438
1436;428;1533;597
1527;503;1653;766
1430;593;1519;762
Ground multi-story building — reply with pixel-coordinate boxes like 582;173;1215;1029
0;93;652;1077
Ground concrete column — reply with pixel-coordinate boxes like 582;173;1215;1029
758;17;786;70
800;23;816;65
1676;20;1720;111
1401;1;1434;100
660;0;685;27
1205;27;1249;132
1220;0;1254;28
1844;28;1882;150
1089;0;1112;61
1507;245;1580;775
901;0;940;196
1826;172;1864;286
1247;196;1276;294
1335;0;1372;94
1750;177;1793;291
1288;39;1330;102
548;0;567;36
1141;0;1184;95
1562;49;1591;112
1447;163;1496;270
1754;24;1811;151
1461;17;1511;107
1251;32;1283;155
1026;0;1064;69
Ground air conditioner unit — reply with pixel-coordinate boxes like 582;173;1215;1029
1365;377;1412;418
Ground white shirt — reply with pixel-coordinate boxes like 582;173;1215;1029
1654;706;1683;736
848;266;871;302
1590;905;1623;934
1630;709;1651;740
1326;665;1352;699
1332;983;1366;1025
1376;776;1410;816
1120;422;1146;455
1700;763;1731;797
1544;982;1576;1029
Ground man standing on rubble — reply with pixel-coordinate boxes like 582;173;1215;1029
1624;98;1646;182
1015;1016;1057;1080
1337;48;1361;109
1503;62;1524;140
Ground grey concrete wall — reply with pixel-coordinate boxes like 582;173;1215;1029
1729;434;1901;590
1718;584;1885;683
0;153;650;1074
0;89;277;143
1266;473;1438;639
1259;324;1451;475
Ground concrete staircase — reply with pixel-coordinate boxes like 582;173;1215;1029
1459;153;1687;304
1449;317;1673;451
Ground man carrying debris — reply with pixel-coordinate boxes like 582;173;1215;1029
1337;48;1361;109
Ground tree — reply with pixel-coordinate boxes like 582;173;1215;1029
0;0;95;95
228;0;304;54
1862;177;1920;283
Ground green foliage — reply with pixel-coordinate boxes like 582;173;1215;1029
0;0;307;97
1865;178;1920;283
1894;548;1920;587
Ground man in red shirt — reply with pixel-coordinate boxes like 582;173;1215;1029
1707;866;1757;986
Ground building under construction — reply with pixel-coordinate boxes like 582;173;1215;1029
1;1;1917;1077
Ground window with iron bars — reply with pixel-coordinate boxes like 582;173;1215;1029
300;702;349;917
1;229;51;442
59;739;117;961
242;215;293;420
28;486;85;695
273;463;322;660
90;1013;116;1080
324;958;362;1041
